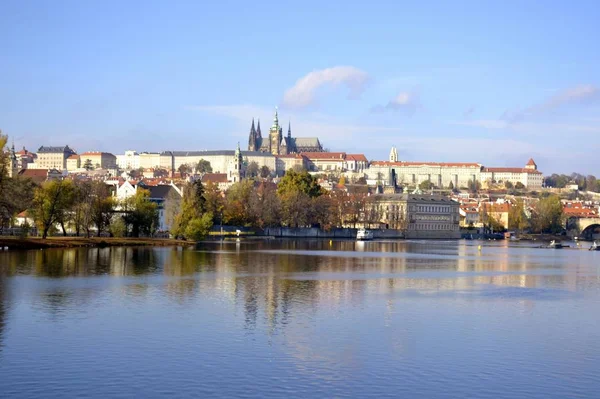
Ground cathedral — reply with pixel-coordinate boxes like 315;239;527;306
247;108;324;155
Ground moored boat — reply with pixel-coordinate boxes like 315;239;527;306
356;228;374;241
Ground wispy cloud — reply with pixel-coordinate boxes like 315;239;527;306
463;106;475;118
503;84;599;122
282;66;370;108
371;91;419;114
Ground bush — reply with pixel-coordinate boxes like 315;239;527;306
184;213;213;241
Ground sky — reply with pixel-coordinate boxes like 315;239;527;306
1;0;599;174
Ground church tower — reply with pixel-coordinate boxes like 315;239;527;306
248;118;257;151
229;142;243;183
269;107;282;155
389;146;398;162
8;141;19;178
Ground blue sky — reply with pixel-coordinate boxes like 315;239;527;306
1;0;599;174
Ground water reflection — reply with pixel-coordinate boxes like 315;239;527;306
1;241;600;397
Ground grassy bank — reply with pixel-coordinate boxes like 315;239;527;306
0;237;192;250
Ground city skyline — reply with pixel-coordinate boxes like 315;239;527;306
1;1;599;174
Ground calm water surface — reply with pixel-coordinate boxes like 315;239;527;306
1;239;599;398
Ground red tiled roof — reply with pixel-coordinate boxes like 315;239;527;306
346;154;368;162
483;167;542;175
68;155;80;159
302;152;346;160
371;161;481;167
526;158;537;166
563;207;598;218
201;173;228;183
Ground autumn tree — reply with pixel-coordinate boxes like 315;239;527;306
508;199;529;233
203;181;225;225
249;182;281;227
277;169;323;198
224;180;254;226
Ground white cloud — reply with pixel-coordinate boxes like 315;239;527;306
282;66;370;108
371;91;419;113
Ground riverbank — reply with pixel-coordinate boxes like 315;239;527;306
0;237;192;250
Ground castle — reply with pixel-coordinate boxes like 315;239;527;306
247;108;324;155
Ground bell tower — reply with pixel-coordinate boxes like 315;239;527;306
269;107;282;155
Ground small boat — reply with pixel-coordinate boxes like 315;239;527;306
590;241;600;251
356;228;374;241
546;240;566;249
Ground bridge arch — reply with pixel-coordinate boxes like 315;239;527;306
581;224;600;240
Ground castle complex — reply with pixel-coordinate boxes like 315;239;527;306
247;108;323;155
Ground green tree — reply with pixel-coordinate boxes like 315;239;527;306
531;194;564;234
83;159;94;170
277;169;324;198
184;213;213;241
504;181;514;189
508;199;529;232
419;180;434;190
30;179;76;238
121;189;158;237
195;160;213;174
448;181;454;190
515;182;525;190
173;180;209;237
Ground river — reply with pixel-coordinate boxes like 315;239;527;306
0;239;599;398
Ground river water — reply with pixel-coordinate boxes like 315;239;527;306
0;239;599;398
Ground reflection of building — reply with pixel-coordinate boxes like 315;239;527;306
248;108;324;155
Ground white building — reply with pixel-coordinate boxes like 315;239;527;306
116;150;140;170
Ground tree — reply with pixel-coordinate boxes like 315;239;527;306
195;160;213;174
277;169;324;198
280;190;312;227
508;199;529;232
259;165;271;179
467;179;481;193
531;194;564;234
83;159;94;171
203;181;225;225
448;181;454;190
30;180;76;239
184;213;213;241
249;182;281;227
173;180;209;237
178;163;192;176
419;180;434;190
224;180;254;226
121;189;158;237
515;182;525;190
504;181;514;189
246;161;259;178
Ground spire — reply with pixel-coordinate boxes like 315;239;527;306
272;106;279;128
288;120;292;137
251;118;256;133
257;119;262;137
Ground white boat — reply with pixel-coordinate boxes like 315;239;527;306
356;228;374;241
590;241;599;251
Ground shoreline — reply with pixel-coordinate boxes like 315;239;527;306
0;237;192;250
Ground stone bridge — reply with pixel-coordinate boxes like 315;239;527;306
568;217;600;240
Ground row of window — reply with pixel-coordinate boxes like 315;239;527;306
414;205;454;213
411;223;456;230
